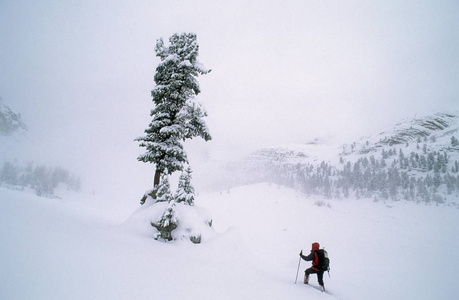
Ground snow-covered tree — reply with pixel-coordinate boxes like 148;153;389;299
451;136;459;147
155;174;173;203
149;174;178;240
136;33;211;198
175;166;195;205
152;200;178;241
133;33;214;243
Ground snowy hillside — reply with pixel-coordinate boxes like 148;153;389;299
226;112;459;204
0;100;27;137
1;183;458;299
0;101;28;160
341;112;459;158
0;102;81;197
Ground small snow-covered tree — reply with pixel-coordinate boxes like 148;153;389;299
155;174;173;203
149;174;178;240
451;136;459;147
175;166;195;205
152;200;178;241
135;33;211;199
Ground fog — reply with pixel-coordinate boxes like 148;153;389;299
1;0;458;197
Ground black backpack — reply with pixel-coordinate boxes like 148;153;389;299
316;249;330;272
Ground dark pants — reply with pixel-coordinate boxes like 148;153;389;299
305;267;324;286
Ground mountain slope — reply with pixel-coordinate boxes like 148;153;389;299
342;112;459;155
226;112;459;203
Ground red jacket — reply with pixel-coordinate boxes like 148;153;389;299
300;242;320;270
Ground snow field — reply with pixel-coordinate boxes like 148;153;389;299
197;183;459;300
0;186;328;300
1;183;458;299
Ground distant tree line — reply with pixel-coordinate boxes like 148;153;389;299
292;149;459;204
231;139;459;205
0;160;81;197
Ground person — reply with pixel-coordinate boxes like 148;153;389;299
299;242;325;291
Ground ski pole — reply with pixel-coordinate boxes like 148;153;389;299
295;252;301;284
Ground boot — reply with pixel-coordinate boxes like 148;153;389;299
304;273;309;284
320;284;325;292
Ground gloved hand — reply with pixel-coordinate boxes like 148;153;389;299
299;250;303;256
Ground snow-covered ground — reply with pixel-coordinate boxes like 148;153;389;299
1;183;458;300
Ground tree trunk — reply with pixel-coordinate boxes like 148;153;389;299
152;169;161;199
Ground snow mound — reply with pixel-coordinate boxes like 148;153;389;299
124;200;216;243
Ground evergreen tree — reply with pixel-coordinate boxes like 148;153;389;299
433;172;442;192
155;174;173;203
380;157;386;168
445;174;455;195
136;33;211;198
382;149;388;159
175;166;195;205
451;136;459;147
150;174;177;241
427;153;435;170
33;165;53;196
153;200;178;241
409;177;416;200
1;161;18;185
416;178;429;203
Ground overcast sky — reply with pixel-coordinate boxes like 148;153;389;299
1;0;458;195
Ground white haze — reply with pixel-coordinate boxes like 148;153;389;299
1;0;458;197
